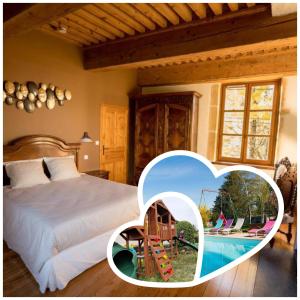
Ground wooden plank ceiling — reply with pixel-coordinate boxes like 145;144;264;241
41;3;263;47
4;3;296;74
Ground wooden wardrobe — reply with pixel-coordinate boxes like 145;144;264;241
129;91;200;185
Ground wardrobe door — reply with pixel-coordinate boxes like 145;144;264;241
164;103;191;151
134;103;159;183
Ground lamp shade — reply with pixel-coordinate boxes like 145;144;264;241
80;131;93;143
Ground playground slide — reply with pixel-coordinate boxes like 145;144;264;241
112;242;138;278
174;237;198;251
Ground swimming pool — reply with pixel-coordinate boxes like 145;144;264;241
200;236;260;277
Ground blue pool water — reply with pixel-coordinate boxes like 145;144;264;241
200;236;260;277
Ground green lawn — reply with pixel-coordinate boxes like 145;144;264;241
139;249;198;282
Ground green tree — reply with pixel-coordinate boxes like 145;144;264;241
211;171;277;225
176;221;198;243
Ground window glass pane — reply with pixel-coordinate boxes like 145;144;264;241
246;136;270;160
221;135;242;158
248;111;272;135
223;112;244;134
250;85;275;110
224;85;246;110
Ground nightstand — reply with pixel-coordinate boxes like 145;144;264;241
85;169;109;180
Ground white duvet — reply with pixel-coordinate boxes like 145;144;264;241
4;174;139;286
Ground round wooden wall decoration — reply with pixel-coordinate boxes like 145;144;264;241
20;84;28;98
27;81;38;96
40;83;48;90
64;89;72;101
46;89;55;110
5;96;14;105
28;92;36;102
35;100;42;109
46;98;55;110
16;91;24;100
4;81;15;95
55;87;64;101
3;80;71;113
38;88;47;102
46;88;54;100
49;83;55;91
24;99;35;113
16;100;24;110
14;82;20;92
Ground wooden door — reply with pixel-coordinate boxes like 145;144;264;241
100;105;128;183
134;103;159;183
164;103;190;151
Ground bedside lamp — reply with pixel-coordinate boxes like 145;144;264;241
80;131;93;143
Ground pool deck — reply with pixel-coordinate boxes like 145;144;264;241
205;232;264;240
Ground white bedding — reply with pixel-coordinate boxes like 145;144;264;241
4;174;139;291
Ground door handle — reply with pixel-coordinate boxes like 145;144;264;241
102;145;109;155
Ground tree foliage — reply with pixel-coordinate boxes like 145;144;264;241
211;171;277;225
176;221;198;243
199;205;211;228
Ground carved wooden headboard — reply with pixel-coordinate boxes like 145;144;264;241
4;135;81;167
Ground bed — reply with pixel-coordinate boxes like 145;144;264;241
3;135;140;293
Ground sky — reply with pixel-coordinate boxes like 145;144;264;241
143;155;226;209
162;197;199;229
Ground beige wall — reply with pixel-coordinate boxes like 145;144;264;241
142;75;297;176
3;30;137;171
276;76;297;162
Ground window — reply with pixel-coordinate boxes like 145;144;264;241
217;81;280;166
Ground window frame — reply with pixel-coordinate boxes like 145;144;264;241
217;80;281;166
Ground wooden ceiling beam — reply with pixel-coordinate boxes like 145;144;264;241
150;3;180;25
114;3;156;31
208;3;223;15
49;21;92;46
83;10;296;70
100;4;146;33
228;3;239;12
133;3;168;28
66;13;113;41
81;7;125;38
60;16;107;42
138;48;297;86
50;19;98;45
41;24;83;46
91;4;136;36
168;3;193;22
4;3;84;39
187;3;207;19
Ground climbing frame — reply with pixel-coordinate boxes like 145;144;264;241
149;237;174;281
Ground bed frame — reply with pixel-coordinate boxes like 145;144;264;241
4;135;81;166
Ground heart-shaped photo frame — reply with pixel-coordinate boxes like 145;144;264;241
107;192;204;287
108;151;283;287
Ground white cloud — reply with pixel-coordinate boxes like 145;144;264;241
162;196;200;230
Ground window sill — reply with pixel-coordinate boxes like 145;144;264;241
213;161;275;170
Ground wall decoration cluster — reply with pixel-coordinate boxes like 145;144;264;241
3;80;72;113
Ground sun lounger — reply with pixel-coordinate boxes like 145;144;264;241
221;218;245;235
205;218;223;233
248;220;276;237
210;219;234;235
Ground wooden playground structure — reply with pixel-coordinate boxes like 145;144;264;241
120;200;178;281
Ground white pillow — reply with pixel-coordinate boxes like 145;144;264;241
44;156;80;181
5;158;50;189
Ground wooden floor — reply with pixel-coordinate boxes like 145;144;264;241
3;225;296;297
253;224;297;297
